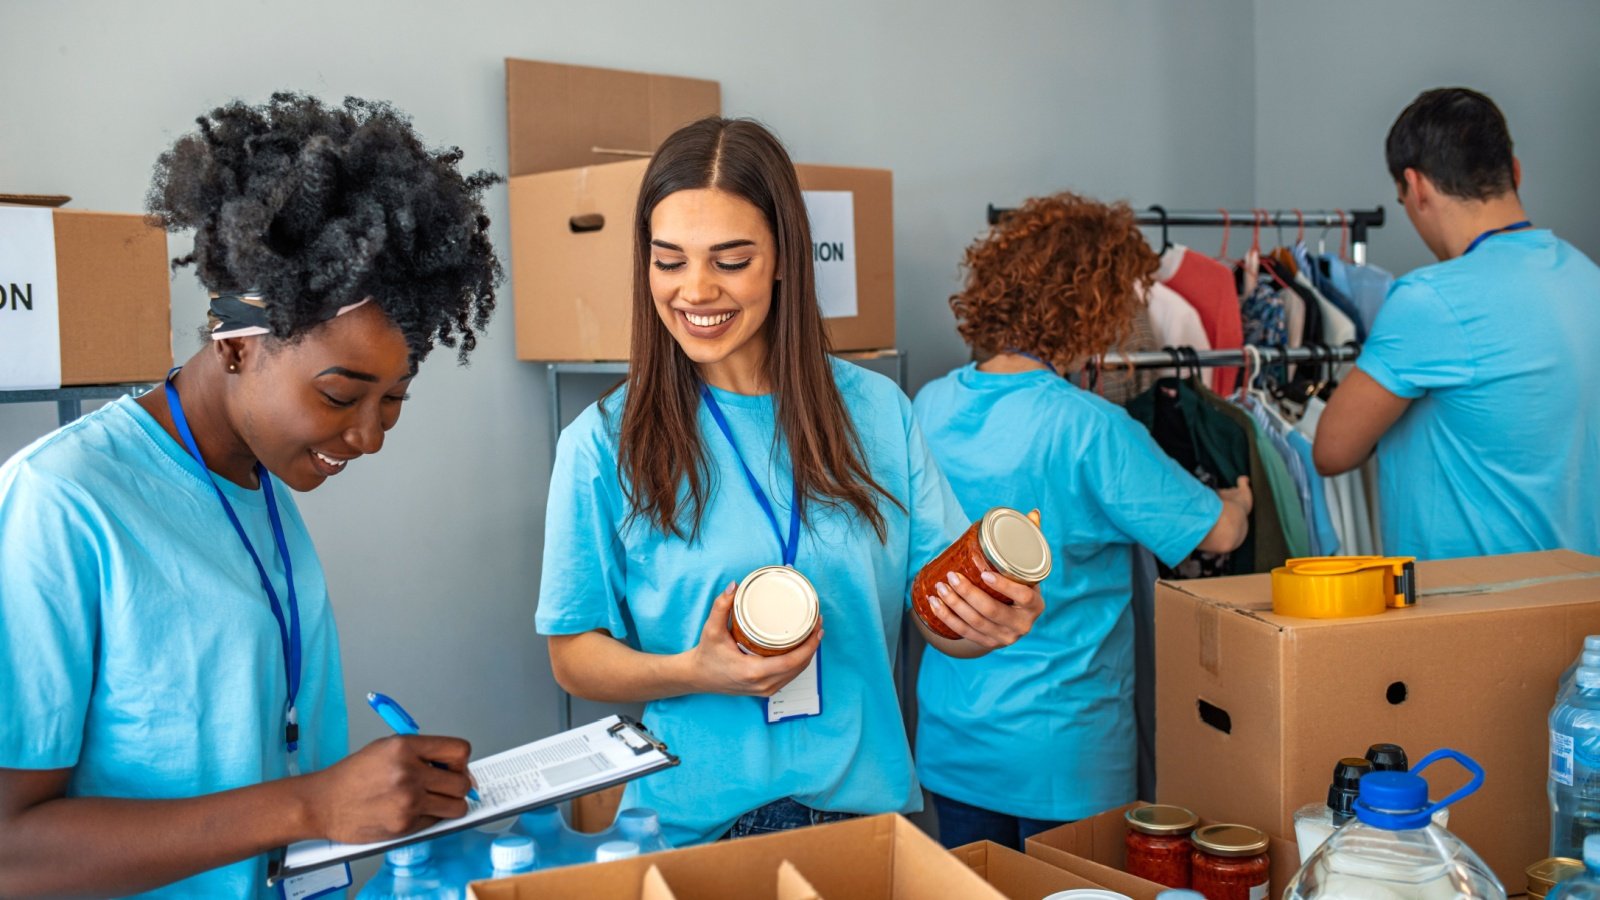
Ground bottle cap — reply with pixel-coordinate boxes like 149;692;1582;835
1190;824;1268;857
1354;769;1431;830
1124;805;1199;836
617;807;661;840
979;507;1052;583
385;842;430;867
491;835;536;872
595;840;640;863
1578;666;1600;690
733;567;819;651
1327;757;1373;821
1365;743;1409;771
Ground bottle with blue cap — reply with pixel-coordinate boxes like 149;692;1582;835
1549;835;1600;900
1283;748;1504;900
1551;662;1600;858
1559;638;1600;701
613;808;672;854
356;840;462;900
488;834;538;878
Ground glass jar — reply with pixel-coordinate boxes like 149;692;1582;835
1125;805;1199;888
1190;824;1270;900
911;507;1052;639
1528;857;1584;900
728;565;819;656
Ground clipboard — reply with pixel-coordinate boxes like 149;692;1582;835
267;715;677;886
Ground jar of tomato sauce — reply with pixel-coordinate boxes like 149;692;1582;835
911;507;1052;639
1125;804;1199;888
728;565;819;656
1190;824;1270;900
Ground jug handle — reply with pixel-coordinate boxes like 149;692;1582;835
1414;748;1486;815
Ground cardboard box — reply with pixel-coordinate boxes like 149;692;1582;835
0;202;171;387
504;59;896;361
1155;550;1600;889
1025;803;1300;900
954;840;1108;898
570;784;624;833
467;813;1007;899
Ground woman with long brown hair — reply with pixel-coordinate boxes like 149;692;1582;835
535;117;1043;846
912;193;1251;849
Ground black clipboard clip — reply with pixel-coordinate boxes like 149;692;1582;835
608;715;668;757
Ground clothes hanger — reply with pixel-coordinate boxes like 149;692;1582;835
1215;209;1232;262
1149;205;1172;254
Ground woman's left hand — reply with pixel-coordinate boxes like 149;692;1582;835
927;570;1044;650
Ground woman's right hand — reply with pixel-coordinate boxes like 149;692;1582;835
682;582;823;697
300;734;474;844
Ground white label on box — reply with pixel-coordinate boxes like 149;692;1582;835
802;191;858;320
0;207;63;390
1552;729;1575;786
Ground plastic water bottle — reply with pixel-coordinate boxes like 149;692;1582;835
1552;665;1600;858
1549;835;1600;900
488;834;538;878
614;808;672;854
357;842;462;900
515;805;576;865
594;840;640;863
1293;757;1372;863
1283;748;1504;900
1560;644;1600;701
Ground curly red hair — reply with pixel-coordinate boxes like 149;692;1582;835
951;192;1157;371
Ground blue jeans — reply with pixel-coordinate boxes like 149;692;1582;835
719;797;859;840
931;792;1068;851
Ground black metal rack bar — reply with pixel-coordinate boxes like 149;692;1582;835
985;205;1386;265
1098;343;1360;370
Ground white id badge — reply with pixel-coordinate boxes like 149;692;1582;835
766;648;822;723
279;863;352;900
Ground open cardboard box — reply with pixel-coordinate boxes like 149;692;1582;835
504;58;895;361
1025;802;1300;900
1155;549;1600;887
467;813;1007;899
954;840;1110;899
0;199;170;387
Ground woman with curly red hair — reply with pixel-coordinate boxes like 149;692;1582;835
912;192;1252;848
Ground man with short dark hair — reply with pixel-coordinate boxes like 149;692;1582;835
1314;87;1600;561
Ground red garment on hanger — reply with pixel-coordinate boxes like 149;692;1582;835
1157;244;1244;394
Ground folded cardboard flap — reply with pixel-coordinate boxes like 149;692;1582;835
778;860;825;900
954;841;1105;899
640;865;676;900
505;58;720;178
467;814;1006;899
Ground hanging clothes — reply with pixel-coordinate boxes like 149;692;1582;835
1297;396;1379;555
1239;270;1287;349
1233;393;1313;560
1125;377;1258;576
1295;242;1366;342
1145;281;1212;356
1323;255;1394;333
1157;245;1243;394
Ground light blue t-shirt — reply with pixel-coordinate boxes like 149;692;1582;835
0;397;349;898
1357;229;1600;560
912;366;1221;821
536;359;967;847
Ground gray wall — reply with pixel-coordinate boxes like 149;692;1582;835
1254;0;1600;275
0;0;1256;760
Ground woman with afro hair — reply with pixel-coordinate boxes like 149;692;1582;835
911;193;1252;849
0;92;499;897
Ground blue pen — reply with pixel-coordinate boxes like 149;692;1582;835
366;691;480;802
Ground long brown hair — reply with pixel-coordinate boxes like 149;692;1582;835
616;117;899;542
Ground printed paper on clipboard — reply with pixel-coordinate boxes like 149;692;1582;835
267;715;676;886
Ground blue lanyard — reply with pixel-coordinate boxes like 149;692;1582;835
698;385;801;567
1463;220;1532;256
163;370;302;754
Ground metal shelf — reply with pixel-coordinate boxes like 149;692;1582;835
0;383;156;427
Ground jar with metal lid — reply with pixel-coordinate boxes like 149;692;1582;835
1125;805;1199;888
728;566;819;656
1529;858;1584;900
1190;824;1270;900
911;507;1052;640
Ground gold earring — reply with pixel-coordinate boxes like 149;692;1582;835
229;363;238;372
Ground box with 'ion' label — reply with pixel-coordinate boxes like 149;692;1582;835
0;201;171;389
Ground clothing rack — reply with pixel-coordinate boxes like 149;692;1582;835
984;205;1386;265
1097;343;1360;371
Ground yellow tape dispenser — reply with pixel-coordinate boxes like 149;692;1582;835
1270;556;1418;618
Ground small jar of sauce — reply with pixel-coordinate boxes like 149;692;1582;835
1125;804;1199;888
1189;824;1270;900
728;565;819;656
912;507;1052;640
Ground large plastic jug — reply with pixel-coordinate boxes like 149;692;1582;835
1552;665;1600;858
1283;748;1505;900
356;841;462;900
1549;834;1600;900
